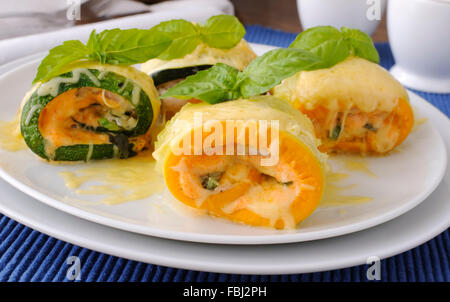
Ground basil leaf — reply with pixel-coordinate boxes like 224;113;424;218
238;48;323;98
159;25;381;105
88;28;172;64
150;20;201;60
86;30;98;53
33;40;90;83
162;63;240;104
289;26;350;68
86;30;105;63
34;15;247;83
341;27;380;63
290;26;342;50
200;15;246;49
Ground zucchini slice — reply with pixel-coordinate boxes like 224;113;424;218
150;65;212;86
142;39;257;87
20;64;160;161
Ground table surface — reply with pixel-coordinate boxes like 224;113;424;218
115;0;390;42
231;0;388;42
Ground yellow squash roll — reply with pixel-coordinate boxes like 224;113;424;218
153;96;327;229
272;56;415;154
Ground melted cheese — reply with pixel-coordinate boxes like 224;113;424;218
141;39;257;74
342;158;376;178
320;171;372;207
59;151;164;204
272;56;410;113
37;69;100;97
153;95;327;170
412;117;428;132
412;107;428;133
0;113;26;151
226;182;298;228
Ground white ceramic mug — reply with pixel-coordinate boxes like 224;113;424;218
297;0;387;36
388;0;450;93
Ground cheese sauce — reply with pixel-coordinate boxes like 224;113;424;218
141;40;257;75
0;114;26;151
320;171;372;207
341;157;376;178
59;152;164;204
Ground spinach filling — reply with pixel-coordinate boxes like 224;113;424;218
201;172;223;190
330;124;342;140
200;170;293;191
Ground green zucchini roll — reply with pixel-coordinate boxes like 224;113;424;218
20;62;160;161
141;40;256;119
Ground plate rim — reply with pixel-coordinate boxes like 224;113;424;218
0;44;447;245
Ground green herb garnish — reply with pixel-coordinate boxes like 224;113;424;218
33;15;245;83
162;25;380;104
162;48;322;102
289;26;379;64
33;40;91;85
201;172;223;190
330;125;342;140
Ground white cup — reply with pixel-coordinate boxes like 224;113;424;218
297;0;387;36
388;0;450;93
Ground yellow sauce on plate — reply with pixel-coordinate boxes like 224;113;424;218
320;171;372;207
0;114;373;212
342;158;377;178
59;151;164;204
0;115;26;151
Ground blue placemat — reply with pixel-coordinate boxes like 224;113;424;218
0;25;449;282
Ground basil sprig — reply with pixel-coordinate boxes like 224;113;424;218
289;26;379;64
162;48;323;103
162;25;380;104
33;15;245;83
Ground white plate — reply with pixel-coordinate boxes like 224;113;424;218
0;103;448;274
0;44;447;245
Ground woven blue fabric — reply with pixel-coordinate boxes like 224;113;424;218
0;25;449;282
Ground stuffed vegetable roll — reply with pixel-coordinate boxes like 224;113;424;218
153;96;326;229
20;62;160;161
272;57;415;154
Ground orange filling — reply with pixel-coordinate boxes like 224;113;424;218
300;98;414;154
163;121;324;229
38;87;148;153
39;88;109;148
156;79;202;120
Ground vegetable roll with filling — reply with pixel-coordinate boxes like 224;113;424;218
153;96;327;229
141;40;256;119
21;62;160;161
271;57;414;154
